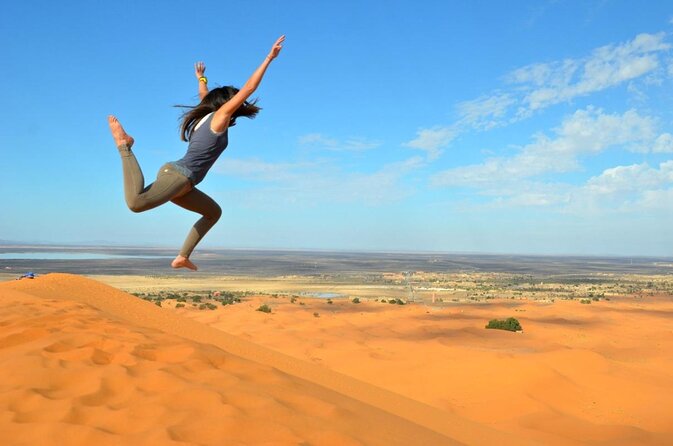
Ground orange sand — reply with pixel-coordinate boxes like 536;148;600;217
182;292;673;446
0;274;515;445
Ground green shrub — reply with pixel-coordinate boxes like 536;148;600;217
155;301;162;307
206;303;217;310
257;304;272;313
175;303;185;308
395;298;406;305
327;299;333;304
198;303;207;310
485;317;522;332
352;297;360;304
218;296;239;306
580;299;592;304
290;297;297;303
192;296;202;303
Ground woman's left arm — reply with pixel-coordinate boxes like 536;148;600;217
195;61;209;100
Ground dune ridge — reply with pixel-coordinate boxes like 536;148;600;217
0;273;516;445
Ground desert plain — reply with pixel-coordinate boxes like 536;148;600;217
0;249;672;445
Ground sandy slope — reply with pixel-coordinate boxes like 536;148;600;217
181;292;673;446
0;274;515;446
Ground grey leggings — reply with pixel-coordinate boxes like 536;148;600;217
118;146;221;258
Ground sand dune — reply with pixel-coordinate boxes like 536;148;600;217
0;274;516;445
181;292;673;446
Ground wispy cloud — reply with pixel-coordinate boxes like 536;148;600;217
215;156;425;207
455;92;517;130
298;133;381;152
403;126;458;160
405;32;672;157
431;107;658;187
511;33;670;112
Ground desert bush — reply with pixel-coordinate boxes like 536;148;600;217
327;299;333;304
218;296;240;306
198;303;207;310
313;312;320;317
155;301;162;307
395;298;406;305
485;317;522;332
299;302;306;306
192;296;202;303
352;297;360;304
206;303;217;310
580;299;592;304
175;303;185;308
290;297;297;303
257;304;272;313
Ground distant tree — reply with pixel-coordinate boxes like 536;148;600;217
257;304;272;313
485;317;522;332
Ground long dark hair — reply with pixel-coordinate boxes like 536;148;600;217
177;86;261;141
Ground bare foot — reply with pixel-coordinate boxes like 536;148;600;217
108;115;135;149
171;255;198;271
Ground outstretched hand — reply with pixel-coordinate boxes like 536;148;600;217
267;35;285;60
194;61;206;79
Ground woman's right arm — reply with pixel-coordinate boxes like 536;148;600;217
211;35;285;132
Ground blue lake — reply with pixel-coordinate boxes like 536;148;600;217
300;292;344;299
0;252;171;260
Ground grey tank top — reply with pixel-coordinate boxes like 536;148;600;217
173;112;228;185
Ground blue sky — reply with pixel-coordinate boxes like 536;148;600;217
1;0;672;256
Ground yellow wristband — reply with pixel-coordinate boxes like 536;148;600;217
199;76;208;83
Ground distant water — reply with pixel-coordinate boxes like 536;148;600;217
0;252;171;260
301;292;344;299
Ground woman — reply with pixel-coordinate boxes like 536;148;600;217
108;35;285;271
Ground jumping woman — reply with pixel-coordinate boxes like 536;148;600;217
108;36;285;271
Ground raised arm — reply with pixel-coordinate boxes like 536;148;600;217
195;61;208;100
211;35;285;132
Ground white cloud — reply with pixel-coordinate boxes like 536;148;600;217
585;161;673;194
431;108;658;187
563;161;673;213
455;93;517;129
407;32;672;155
215;156;425;207
298;133;381;152
403;126;457;160
216;158;314;182
653;133;673;152
515;33;670;111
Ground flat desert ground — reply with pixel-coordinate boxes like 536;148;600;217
1;273;672;445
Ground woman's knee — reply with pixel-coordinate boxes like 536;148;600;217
208;203;222;222
127;198;149;213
